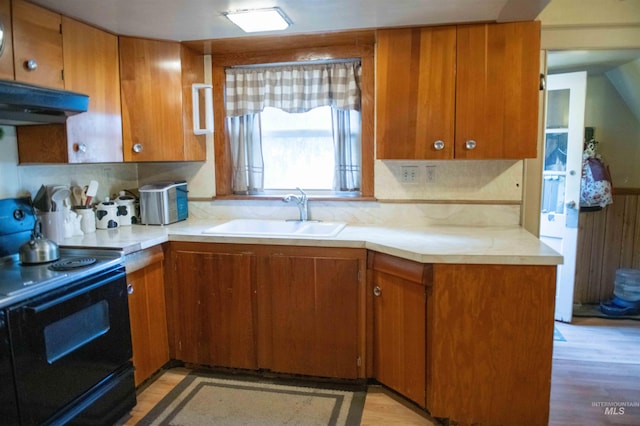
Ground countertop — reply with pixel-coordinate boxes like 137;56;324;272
60;219;562;266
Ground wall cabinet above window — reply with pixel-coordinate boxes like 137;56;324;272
376;21;541;160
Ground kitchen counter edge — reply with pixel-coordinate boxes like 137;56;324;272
60;219;563;266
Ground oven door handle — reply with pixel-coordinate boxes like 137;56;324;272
23;275;120;314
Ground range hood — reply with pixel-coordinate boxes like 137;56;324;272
0;79;89;126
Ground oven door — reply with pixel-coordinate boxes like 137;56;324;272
7;266;133;425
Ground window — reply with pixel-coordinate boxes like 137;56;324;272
224;60;362;196
261;106;335;190
261;106;361;192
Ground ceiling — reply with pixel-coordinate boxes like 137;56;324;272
29;0;550;41
548;49;640;75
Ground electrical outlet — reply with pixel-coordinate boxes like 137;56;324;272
400;166;418;183
425;165;436;183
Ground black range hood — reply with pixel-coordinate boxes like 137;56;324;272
0;79;89;125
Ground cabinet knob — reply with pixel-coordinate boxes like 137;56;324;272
75;143;88;153
373;286;382;297
127;284;134;295
433;140;445;151
25;59;38;71
132;143;143;153
465;140;477;150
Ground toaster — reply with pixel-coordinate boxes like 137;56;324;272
139;181;188;225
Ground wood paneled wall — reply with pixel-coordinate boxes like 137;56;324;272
574;189;640;303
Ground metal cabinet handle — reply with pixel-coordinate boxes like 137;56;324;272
75;143;88;153
25;59;38;71
465;140;477;150
127;284;134;295
373;286;382;297
566;200;576;209
132;143;143;153
433;140;445;151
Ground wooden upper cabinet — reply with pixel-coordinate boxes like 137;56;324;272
376;21;540;160
17;18;123;163
11;0;63;89
0;0;14;80
119;36;206;162
61;17;123;162
376;26;456;160
455;21;541;159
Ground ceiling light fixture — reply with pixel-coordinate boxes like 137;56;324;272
224;7;292;33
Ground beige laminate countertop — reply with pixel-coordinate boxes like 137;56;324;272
60;219;562;266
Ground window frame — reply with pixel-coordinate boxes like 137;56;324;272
210;33;375;200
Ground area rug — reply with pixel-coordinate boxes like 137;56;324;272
138;370;366;426
573;303;640;321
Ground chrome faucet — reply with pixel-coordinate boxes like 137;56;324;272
283;187;308;221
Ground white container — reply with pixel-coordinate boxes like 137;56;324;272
37;210;65;243
95;199;119;229
74;206;96;234
115;192;136;226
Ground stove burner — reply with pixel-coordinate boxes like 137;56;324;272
49;257;97;271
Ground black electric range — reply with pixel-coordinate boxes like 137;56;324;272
0;197;135;425
0;248;124;308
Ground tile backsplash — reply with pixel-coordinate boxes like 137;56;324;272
2;125;523;227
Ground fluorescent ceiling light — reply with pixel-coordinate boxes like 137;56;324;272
224;7;292;33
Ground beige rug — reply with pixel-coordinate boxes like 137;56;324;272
138;371;366;426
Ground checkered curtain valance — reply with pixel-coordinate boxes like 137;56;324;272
225;61;362;117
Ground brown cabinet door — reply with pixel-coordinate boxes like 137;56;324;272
373;272;426;406
119;36;184;161
258;254;362;378
428;263;555;424
127;251;169;386
17;18;124;164
0;0;14;80
170;247;257;369
62;17;123;163
11;0;63;89
376;26;456;160
371;253;428;407
455;21;541;159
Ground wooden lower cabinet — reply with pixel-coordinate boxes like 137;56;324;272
163;242;556;425
165;243;366;378
427;263;556;425
369;252;431;407
166;242;257;369
257;247;366;379
125;245;169;386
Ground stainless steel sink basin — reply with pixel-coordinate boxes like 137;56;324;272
203;219;346;237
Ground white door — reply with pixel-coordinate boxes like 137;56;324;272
539;71;587;322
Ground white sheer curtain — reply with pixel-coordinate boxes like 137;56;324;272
225;60;362;194
226;114;264;194
332;109;361;191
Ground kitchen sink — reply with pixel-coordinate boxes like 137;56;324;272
203;219;346;237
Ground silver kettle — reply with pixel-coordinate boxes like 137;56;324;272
19;219;60;264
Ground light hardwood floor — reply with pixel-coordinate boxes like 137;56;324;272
121;317;640;425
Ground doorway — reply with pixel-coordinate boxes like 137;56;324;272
539;72;587;322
